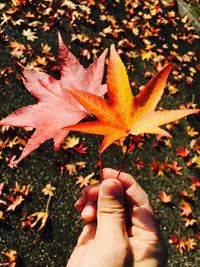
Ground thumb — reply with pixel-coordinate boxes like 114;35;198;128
95;179;127;244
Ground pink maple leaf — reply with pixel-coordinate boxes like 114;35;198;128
0;33;107;164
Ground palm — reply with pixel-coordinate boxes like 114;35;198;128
68;209;165;267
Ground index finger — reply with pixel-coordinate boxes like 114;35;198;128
103;168;150;207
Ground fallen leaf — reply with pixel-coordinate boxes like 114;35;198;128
180;200;192;217
168;161;183;175
191;178;200;187
187;126;199;137
75;161;87;169
42;183;56;197
169;235;179;245
176;147;190;157
65;45;199;153
160;191;172;203
134;157;144;169
186;238;197;251
62;136;80;150
192;155;200;168
190;137;200;154
21;216;35;228
6;195;24;211
151;160;168;176
73;143;87;154
29;211;48;230
22;29;38;41
179;190;192;198
11;182;30;196
1;250;17;267
177;239;187;254
183;218;197;227
76;172;95;188
65;163;77;175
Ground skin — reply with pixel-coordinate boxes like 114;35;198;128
67;168;168;267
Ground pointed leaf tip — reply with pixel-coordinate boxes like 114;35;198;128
163;62;173;73
110;44;116;51
110;44;118;58
58;31;63;44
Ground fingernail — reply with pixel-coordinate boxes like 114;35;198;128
101;179;123;197
81;205;94;218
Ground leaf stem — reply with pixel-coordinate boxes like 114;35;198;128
45;195;52;213
97;136;104;180
116;135;131;179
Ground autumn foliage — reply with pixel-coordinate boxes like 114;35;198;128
0;0;200;266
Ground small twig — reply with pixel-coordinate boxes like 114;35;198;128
97;135;104;180
117;135;131;179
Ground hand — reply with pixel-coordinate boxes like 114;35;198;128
67;168;167;267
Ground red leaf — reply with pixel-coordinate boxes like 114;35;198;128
73;143;88;154
134;157;144;169
0;34;107;164
169;235;179;245
176;147;190;157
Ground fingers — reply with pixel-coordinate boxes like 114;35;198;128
74;168;156;233
104;168;151;207
81;200;97;222
103;168;157;232
95;179;128;245
74;183;100;222
74;195;86;211
103;168;133;189
126;180;150;208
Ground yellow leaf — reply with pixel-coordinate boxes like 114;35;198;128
29;211;48;230
42;183;56;196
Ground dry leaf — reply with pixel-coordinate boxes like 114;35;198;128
29;211;48;230
160;191;172;203
42;183;56;197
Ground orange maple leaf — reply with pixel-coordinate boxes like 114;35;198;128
186;238;197;251
176;147;190;157
168;161;183;175
6;195;24;211
160;191;172;203
65;45;200;152
180;200;192;217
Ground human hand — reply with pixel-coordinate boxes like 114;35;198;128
67;168;167;267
